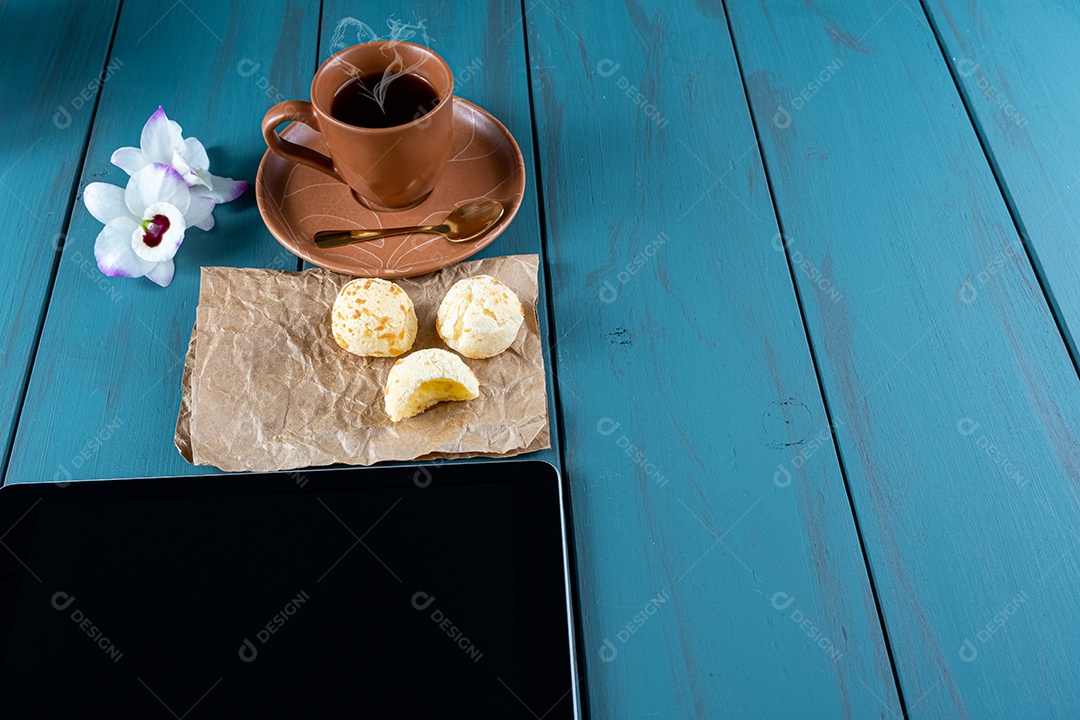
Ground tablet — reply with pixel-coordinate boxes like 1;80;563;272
0;460;580;718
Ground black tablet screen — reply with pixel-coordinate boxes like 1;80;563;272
0;461;578;719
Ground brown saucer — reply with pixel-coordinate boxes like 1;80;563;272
255;98;525;278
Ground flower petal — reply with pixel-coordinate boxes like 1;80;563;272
95;217;154;278
183;194;215;229
140;107;184;163
181;137;210;173
144;258;175;287
83;182;129;225
190;167;214;190
202;174;248;203
110;146;147;175
170;149;193;180
132;201;186;262
125;163;190;216
194;210;215;232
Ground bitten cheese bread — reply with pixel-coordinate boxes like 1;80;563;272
384;348;480;422
436;275;524;359
331;278;417;357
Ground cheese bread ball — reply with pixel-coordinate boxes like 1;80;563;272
384;348;480;422
436;275;524;358
331;278;417;357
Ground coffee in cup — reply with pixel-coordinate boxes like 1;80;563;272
262;41;454;211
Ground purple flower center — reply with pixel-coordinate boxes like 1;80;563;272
141;214;170;247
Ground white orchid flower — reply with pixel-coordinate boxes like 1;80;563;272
84;164;214;287
110;107;247;230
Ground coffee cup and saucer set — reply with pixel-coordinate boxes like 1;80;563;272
255;41;525;278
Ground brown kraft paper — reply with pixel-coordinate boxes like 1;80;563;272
174;254;549;472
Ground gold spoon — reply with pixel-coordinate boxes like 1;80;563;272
313;199;505;248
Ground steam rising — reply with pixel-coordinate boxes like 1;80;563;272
331;15;435;116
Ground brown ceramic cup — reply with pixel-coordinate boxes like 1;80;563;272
262;41;454;210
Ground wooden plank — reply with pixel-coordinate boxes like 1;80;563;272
5;0;321;483
313;0;560;466
298;10;568;708
0;0;120;476
525;1;900;717
726;0;1080;716
923;1;1080;362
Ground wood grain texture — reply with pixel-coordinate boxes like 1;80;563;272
726;0;1080;716
0;0;120;475
315;0;561;467
5;0;321;483
526;1;900;717
923;0;1080;363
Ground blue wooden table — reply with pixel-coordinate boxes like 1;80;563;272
3;0;1079;717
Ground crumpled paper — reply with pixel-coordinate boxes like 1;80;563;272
174;254;549;472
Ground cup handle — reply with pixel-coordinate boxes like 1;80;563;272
262;101;343;182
